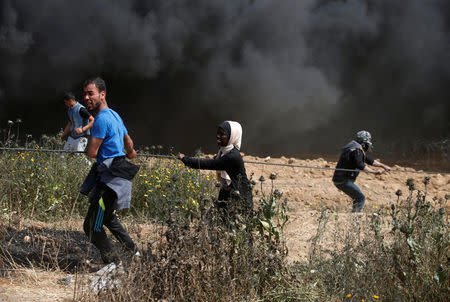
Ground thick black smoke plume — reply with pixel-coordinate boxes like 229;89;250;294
1;0;449;160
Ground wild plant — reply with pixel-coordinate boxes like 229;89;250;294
308;177;449;301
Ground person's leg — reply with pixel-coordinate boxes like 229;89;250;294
63;137;73;151
102;186;137;253
75;137;92;165
335;181;366;212
76;137;88;152
83;186;118;263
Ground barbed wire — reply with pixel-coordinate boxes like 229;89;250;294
0;146;449;175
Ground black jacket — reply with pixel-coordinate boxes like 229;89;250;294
182;148;252;206
332;140;374;183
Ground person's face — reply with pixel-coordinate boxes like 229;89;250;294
362;142;372;152
83;83;104;112
63;99;71;108
216;127;230;147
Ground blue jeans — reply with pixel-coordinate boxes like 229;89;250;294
334;180;366;212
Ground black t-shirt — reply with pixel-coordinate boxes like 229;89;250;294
67;107;91;120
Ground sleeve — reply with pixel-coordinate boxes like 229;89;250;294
91;116;108;139
352;149;366;170
79;107;92;119
365;155;375;165
182;155;230;171
121;119;128;136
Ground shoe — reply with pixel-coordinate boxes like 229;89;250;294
96;261;123;276
133;250;142;262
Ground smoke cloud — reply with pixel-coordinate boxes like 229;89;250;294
0;0;449;158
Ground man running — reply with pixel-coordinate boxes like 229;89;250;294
61;92;93;151
80;77;140;264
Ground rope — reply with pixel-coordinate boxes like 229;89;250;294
1;146;449;175
243;160;450;175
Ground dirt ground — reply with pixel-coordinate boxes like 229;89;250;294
1;155;449;301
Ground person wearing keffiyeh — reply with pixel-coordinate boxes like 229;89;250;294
178;121;253;212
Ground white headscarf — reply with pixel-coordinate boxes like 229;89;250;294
217;121;242;186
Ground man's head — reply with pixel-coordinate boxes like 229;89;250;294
356;130;372;151
83;77;106;113
63;92;77;108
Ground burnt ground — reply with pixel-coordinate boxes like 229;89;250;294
0;226;103;274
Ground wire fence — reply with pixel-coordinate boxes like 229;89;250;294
0;146;449;175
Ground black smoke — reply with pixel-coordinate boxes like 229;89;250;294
1;0;449;162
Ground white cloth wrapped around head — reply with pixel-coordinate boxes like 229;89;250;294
217;121;242;185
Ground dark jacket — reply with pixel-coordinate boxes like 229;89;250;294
81;156;140;210
181;148;252;207
332;140;374;184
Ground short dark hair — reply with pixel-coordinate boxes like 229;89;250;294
83;77;106;92
63;92;76;101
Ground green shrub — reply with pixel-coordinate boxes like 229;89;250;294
308;177;449;301
0;132;217;222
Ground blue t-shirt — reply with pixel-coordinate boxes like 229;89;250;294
91;108;128;163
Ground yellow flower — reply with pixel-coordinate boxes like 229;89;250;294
162;194;166;198
148;190;152;192
362;299;364;302
144;194;148;197
373;295;379;299
346;294;352;298
11;158;15;161
31;158;34;162
145;180;148;184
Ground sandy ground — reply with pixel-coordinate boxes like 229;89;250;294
1;155;449;301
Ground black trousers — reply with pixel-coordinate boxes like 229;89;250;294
83;183;136;263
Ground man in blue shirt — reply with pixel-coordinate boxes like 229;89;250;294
82;77;139;264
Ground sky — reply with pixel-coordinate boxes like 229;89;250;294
1;0;449;160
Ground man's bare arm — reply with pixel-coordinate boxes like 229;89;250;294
363;165;382;175
372;160;391;172
87;137;103;158
74;116;95;134
124;134;137;159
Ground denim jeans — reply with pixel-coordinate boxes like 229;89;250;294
334;180;366;212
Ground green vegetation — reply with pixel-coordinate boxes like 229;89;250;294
0;132;216;222
0;130;448;301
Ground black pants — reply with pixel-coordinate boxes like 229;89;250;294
83;183;136;263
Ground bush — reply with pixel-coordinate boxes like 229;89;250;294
308;177;449;301
77;180;292;302
0;132;216;222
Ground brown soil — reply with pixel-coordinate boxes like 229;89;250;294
1;155;449;301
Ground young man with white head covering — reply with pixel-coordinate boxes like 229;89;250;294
178;121;252;211
333;130;391;212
